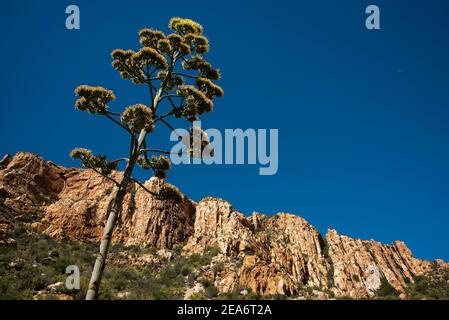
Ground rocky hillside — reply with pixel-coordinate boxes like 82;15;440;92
1;152;448;300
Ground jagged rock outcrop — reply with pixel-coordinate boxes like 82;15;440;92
185;198;258;255
40;170;195;248
237;255;298;297
185;200;330;296
0;152;446;299
258;213;329;289
0;152;195;248
183;197;439;298
41;171;195;247
0;152;66;215
325;229;432;298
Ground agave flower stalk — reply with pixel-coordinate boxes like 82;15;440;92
70;17;223;300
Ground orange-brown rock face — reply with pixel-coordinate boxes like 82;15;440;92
41;172;195;248
325;229;432;298
0;152;446;299
0;152;66;215
0;152;195;248
259;213;329;289
185;199;328;296
184;198;257;255
184;197;443;298
126;178;195;248
237;255;298;297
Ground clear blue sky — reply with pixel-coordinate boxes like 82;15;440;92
1;0;448;261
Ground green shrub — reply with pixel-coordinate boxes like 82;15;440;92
205;285;219;298
213;262;225;274
327;265;334;288
376;277;399;299
407;270;449;300
190;292;209;300
337;295;354;300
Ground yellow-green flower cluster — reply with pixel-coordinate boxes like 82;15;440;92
138;155;171;178
69;148;92;160
196;77;224;99
111;49;146;84
156;38;172;56
182;55;220;80
167;34;191;56
184;34;209;54
111;48;168;84
155;182;183;202
156;71;184;91
139;28;194;58
133;48;168;70
139;29;166;48
121;104;155;133
70;148;117;175
74;85;115;114
138;19;209;58
169;17;203;35
175;85;213;121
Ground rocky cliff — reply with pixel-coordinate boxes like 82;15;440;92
0;152;194;247
0;152;446;299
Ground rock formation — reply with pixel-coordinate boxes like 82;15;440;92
0;152;446;299
325;229;432;298
0;152;195;247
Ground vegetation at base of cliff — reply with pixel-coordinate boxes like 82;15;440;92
373;266;449;300
0;222;259;300
2;221;449;300
0;222;222;300
321;238;335;288
405;263;449;300
0;224;96;299
375;277;400;299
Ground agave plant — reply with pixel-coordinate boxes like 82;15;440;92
70;17;223;300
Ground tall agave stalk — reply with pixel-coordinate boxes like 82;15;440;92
70;17;223;300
